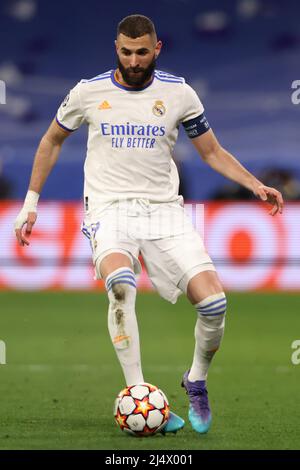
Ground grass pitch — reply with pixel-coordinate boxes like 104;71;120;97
0;291;300;450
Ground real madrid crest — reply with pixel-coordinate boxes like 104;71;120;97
152;100;166;117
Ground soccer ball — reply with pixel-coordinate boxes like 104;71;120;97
114;382;170;436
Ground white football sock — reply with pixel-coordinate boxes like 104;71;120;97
105;267;144;386
188;292;226;382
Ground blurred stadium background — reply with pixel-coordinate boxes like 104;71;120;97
1;0;300;450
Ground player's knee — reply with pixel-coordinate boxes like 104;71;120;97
99;252;133;279
196;292;226;325
105;267;137;303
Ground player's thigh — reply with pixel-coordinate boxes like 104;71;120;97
186;270;224;305
82;208;141;281
100;252;133;280
140;228;216;304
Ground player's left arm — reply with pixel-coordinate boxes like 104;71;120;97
191;128;284;216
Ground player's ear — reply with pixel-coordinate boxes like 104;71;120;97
155;40;162;58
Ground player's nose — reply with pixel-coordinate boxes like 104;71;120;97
129;54;139;68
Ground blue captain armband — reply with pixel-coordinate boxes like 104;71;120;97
182;113;210;139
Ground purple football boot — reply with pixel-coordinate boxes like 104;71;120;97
181;370;212;433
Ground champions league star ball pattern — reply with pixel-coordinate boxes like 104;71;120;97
114;383;170;436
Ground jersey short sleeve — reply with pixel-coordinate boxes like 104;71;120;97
56;82;85;132
180;83;210;138
180;83;204;123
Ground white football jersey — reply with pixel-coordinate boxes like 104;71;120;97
56;69;204;209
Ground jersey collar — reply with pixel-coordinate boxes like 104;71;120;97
111;70;154;91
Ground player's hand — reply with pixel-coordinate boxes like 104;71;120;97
14;209;37;246
253;184;284;216
14;190;40;246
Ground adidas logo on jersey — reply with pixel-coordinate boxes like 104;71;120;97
98;100;111;110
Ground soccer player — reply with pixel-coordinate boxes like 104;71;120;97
14;14;283;434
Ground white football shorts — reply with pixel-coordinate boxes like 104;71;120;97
82;199;216;304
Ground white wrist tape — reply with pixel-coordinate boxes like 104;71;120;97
14;190;40;231
23;190;40;211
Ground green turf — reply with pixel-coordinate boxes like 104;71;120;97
0;291;300;450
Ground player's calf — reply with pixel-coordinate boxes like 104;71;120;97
105;267;144;386
190;292;226;380
182;292;226;433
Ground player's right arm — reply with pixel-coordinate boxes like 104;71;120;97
14;81;85;246
14;119;71;246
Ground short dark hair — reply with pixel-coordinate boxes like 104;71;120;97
117;14;156;39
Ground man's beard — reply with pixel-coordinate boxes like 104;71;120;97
117;56;156;87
